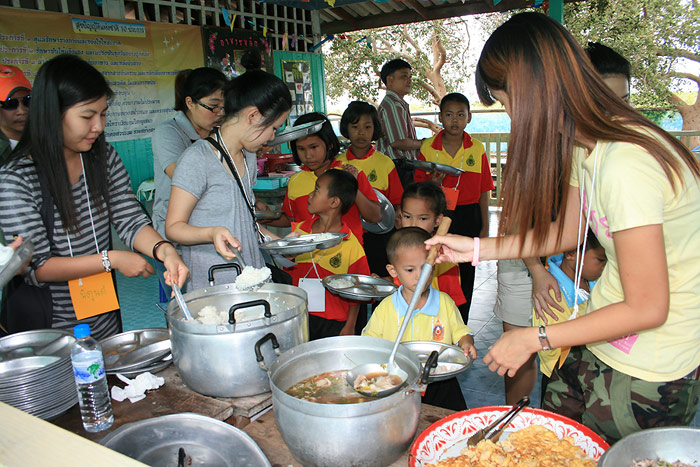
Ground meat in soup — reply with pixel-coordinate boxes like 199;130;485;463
286;370;379;404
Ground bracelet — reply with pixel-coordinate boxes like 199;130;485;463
471;237;480;266
101;250;111;272
538;325;552;351
152;240;174;263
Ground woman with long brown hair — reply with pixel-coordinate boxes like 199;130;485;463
427;12;700;442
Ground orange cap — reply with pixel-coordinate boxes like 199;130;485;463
0;65;32;101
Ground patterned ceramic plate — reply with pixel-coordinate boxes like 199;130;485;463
409;406;609;466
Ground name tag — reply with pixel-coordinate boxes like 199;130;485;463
69;271;119;320
299;277;326;312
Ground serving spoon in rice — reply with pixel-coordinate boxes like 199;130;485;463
347;218;452;398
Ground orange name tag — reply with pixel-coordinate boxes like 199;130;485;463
442;187;459;211
69;271;119;320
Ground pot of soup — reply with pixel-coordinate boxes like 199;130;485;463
167;282;308;398
267;335;429;467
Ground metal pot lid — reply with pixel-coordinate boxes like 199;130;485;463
322;274;397;302
99;328;171;373
100;413;271;467
362;189;396;235
400;341;472;382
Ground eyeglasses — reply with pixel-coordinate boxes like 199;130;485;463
0;95;31;111
195;99;224;114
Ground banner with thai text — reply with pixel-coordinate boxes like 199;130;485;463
0;7;203;142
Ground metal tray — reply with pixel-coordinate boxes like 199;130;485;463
322;274;397;302
361;189;396;235
100;329;171;373
0;329;74;365
101;413;271;467
405;159;465;176
260;232;347;256
254;209;282;220
108;354;172;377
266;120;325;146
400;341;472;382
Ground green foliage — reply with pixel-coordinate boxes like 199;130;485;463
324;20;474;106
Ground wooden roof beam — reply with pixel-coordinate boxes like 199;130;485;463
403;0;429;19
330;7;358;26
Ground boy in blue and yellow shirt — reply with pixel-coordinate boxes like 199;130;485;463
286;169;370;340
363;227;476;410
414;93;494;323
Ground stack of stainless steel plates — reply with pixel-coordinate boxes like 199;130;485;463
0;329;77;420
100;328;172;377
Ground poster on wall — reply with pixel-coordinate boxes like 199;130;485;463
203;27;271;78
282;59;313;121
0;8;203;142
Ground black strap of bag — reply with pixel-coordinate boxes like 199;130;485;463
0;169;55;335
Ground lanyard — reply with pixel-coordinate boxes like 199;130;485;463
570;144;599;320
303;244;326;279
65;154;101;258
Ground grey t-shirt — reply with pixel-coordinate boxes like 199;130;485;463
151;111;200;237
171;139;264;291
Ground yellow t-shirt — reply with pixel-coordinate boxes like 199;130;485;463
362;286;472;344
570;133;700;381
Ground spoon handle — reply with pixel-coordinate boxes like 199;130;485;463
172;283;194;321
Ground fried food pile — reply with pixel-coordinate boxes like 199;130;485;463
428;425;596;467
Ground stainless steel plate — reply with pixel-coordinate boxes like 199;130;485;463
266;120;324;146
100;329;171;373
0;329;74;364
322;274;397;302
401;341;472;382
254;209;282;220
361;189;396;235
598;427;700;466
108;354;173;377
405;159;465;176
100;413;272;467
260;232;347;256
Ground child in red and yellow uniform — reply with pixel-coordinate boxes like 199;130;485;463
285;169;370;340
337;101;404;279
398;181;467;308
414;93;494;323
280;113;380;244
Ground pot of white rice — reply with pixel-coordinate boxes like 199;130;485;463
166;282;308;398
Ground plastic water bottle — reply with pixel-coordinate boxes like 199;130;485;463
71;324;114;432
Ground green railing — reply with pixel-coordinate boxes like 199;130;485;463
472;130;700;206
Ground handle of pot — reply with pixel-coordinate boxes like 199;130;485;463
228;299;272;324
177;447;186;467
255;332;281;370
420;350;439;385
208;263;242;286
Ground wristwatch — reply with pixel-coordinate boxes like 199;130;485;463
101;250;111;272
538;325;552;351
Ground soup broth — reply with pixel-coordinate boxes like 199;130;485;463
286;370;379;404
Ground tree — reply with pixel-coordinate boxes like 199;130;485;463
564;0;700;134
324;19;476;108
479;1;700;134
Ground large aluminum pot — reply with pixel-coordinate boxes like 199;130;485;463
167;282;308;398
268;335;427;467
597;426;700;466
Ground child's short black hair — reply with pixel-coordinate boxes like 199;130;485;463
339;101;383;141
440;92;471;113
319;169;358;215
380;59;411;85
386;227;431;264
401;181;447;216
290;112;340;166
586;42;631;81
583;228;602;252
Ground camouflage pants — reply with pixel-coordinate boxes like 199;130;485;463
542;346;700;444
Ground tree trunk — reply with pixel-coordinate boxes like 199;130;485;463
679;104;700;149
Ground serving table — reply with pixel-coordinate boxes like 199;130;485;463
243;403;453;466
52;366;272;441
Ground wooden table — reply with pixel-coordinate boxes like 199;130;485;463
244;403;453;466
53;365;272;441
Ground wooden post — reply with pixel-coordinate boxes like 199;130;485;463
548;0;564;23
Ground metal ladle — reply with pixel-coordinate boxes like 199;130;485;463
347;218;452;398
171;282;193;321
